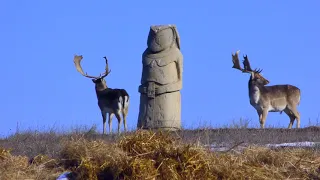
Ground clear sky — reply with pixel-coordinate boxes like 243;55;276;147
1;1;319;136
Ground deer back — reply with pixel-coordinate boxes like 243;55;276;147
260;84;301;105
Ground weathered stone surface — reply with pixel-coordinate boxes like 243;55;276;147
137;24;183;130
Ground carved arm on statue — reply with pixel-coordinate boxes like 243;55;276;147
138;80;182;96
155;57;183;95
176;56;183;83
155;80;182;95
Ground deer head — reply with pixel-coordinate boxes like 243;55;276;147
73;55;111;90
231;50;269;86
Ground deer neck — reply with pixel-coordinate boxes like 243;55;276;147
95;84;108;95
248;78;262;105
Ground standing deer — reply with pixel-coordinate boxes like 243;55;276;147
231;50;301;129
73;55;129;135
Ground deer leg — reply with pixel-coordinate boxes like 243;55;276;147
122;107;128;132
102;112;107;135
294;110;301;128
289;115;295;129
115;111;122;135
291;107;300;128
283;109;295;129
260;109;268;129
287;106;300;128
257;110;263;127
108;113;114;134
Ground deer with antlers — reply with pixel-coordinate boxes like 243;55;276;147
231;50;301;129
73;55;129;135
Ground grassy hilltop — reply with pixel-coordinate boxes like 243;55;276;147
0;126;320;180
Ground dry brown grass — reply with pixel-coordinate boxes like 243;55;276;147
0;147;63;180
1;130;320;180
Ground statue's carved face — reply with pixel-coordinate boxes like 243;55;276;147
147;27;174;53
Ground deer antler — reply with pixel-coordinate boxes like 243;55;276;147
243;55;263;73
242;55;253;72
100;56;111;78
232;50;243;71
73;55;108;79
232;51;263;74
232;50;249;73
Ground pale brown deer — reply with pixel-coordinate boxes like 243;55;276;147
231;50;301;129
73;55;129;135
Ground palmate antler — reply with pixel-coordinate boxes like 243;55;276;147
73;55;111;79
102;56;111;78
231;50;263;73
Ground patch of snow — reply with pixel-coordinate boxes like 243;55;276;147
265;141;320;148
56;172;71;180
204;141;320;152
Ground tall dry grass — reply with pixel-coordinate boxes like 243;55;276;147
0;129;320;180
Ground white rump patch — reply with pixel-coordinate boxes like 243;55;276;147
118;96;123;111
124;96;129;108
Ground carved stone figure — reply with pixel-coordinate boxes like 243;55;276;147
137;24;183;130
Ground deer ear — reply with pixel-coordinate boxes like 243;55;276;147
92;79;96;83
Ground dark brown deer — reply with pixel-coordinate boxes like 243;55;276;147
231;50;301;129
73;55;129;135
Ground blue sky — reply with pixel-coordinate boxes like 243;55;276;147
1;1;320;136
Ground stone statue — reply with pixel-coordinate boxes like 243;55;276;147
137;24;183;130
